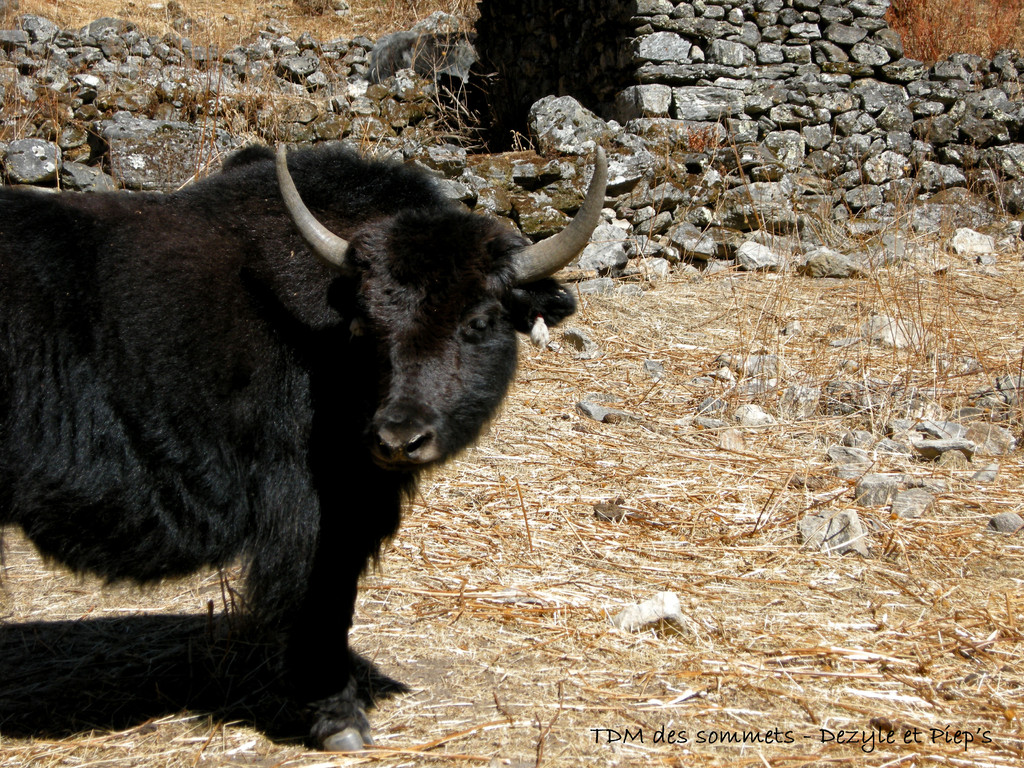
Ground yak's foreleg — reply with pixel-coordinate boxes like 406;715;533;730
285;552;370;751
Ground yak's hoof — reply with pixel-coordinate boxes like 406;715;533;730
310;677;373;751
322;726;372;752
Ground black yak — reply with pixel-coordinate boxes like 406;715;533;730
0;142;606;750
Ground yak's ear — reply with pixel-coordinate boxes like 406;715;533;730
506;278;576;334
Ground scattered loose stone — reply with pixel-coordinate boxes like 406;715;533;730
972;463;999;483
560;327;600;359
890;488;935;519
593;497;628;522
5;138;61;184
577;222;629;273
576;399;635;424
854;474;901;506
736;240;782;271
798;247;866;278
719;428;746;452
950;227;996;256
827;445;871;465
965;423;1017;456
643;360;665;380
611;591;684;632
694;416;728;430
800;510;870;556
936;450;970;470
912;438;977;462
697;397;728;416
987;512;1023;534
862;313;929;349
734;404;775;427
575;278;616;295
915;420;967;440
779;385;820;419
842;430;874;448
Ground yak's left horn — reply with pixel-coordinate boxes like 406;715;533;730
275;145;353;272
511;145;608;285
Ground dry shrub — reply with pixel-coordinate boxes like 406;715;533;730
888;0;1024;62
684;124;722;153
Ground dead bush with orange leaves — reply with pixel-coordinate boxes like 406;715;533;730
888;0;1024;63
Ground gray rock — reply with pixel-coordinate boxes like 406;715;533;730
527;95;609;155
915;420;968;440
277;53;319;81
972;463;999;483
845;184;884;210
863;150;910;184
672;86;745;121
614;85;672;121
965;423;1017;456
911;438;977;461
60;161;117;191
736;240;783;271
667;222;717;260
635;32;691;63
0;29;29;48
842;430;874;448
697;396;728;415
643;360;665;380
876;438;912;455
101;116;237;191
827;445;871;465
707;39;755;67
890;488;934;519
734;404;776;427
798;247;866;278
917;161;967;193
988;512;1023;534
577;400;633;423
577;223;629;274
20;14;60;44
5;139;61;184
800;510;870;556
825;22;867;45
715;353;778;378
611;591;684;632
779;384;820;419
854;474;901;505
862;314;929;349
561;327;600;359
950;228;996;256
576;278;616;295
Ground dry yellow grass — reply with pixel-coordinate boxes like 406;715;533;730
2;238;1023;766
7;0;479;47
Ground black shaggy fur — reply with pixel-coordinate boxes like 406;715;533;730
0;144;576;747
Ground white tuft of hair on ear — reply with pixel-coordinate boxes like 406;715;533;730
529;316;550;348
349;317;366;338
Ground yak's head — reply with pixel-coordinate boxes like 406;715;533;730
276;145;607;471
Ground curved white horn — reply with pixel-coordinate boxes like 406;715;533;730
275;145;352;271
512;146;607;284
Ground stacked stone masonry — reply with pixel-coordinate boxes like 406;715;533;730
2;2;1024;279
477;0;1024;214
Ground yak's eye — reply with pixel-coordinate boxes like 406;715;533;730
349;317;368;338
462;313;494;343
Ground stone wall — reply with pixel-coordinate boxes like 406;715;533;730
477;0;1024;212
3;3;1024;288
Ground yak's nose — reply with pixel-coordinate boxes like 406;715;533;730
372;409;441;466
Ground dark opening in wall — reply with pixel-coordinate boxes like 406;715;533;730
471;1;635;150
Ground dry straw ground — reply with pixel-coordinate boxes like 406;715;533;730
2;232;1023;768
1;2;1023;768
